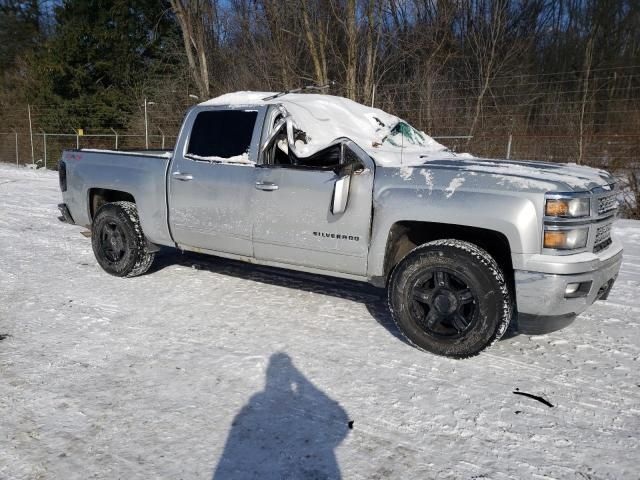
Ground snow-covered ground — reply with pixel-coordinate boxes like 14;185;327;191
0;163;638;480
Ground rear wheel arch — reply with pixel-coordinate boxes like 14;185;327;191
89;188;136;220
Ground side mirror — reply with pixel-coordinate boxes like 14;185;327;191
332;175;351;214
332;142;366;214
335;160;357;177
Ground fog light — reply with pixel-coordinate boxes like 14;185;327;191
564;281;592;298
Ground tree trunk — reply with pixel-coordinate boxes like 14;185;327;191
345;0;357;100
300;0;328;86
578;36;594;165
362;0;381;106
169;0;210;98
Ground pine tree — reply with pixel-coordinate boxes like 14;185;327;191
29;0;176;131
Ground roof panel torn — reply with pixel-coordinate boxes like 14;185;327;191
200;91;462;166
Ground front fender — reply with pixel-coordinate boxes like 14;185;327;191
366;186;541;278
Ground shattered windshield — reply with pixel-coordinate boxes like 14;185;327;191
383;122;428;148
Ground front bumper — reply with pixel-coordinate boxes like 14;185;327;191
513;242;623;334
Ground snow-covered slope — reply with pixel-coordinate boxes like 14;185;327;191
1;163;639;479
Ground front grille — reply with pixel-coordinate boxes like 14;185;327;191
593;223;612;253
597;193;618;216
594;238;612;253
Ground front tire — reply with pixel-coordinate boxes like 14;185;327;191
91;201;155;277
388;239;512;358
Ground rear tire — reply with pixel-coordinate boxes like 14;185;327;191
388;239;512;358
91;201;155;277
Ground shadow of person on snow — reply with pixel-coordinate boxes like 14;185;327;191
212;352;349;480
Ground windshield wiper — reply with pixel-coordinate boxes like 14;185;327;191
262;82;333;101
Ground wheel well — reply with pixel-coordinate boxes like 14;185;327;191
383;221;514;290
89;188;135;219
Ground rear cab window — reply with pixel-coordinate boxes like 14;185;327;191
186;110;259;164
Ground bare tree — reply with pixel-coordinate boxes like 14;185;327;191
169;0;217;98
300;0;329;86
362;0;383;105
260;0;295;88
577;35;595;165
344;0;357;100
465;1;523;142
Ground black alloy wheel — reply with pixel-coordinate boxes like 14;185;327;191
99;221;127;264
91;201;155;277
388;239;512;358
409;268;478;339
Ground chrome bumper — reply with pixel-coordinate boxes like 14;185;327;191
513;243;623;333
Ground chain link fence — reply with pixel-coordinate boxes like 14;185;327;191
0;85;638;217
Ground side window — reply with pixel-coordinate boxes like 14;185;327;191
264;117;341;170
187;110;258;162
343;145;362;168
295;144;342;169
269;141;342;170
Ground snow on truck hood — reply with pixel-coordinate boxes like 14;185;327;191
201;91;614;191
391;157;615;193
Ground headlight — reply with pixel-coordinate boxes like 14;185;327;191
545;197;590;217
544;228;589;250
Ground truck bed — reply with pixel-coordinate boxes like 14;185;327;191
60;148;174;246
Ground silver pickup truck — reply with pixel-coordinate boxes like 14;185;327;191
57;91;622;357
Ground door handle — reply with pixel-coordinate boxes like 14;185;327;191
255;181;279;191
173;172;193;181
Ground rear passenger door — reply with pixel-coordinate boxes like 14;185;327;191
168;106;267;257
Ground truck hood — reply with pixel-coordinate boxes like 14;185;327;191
383;155;615;194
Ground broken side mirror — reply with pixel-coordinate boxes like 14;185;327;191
332;175;351;215
332;143;361;214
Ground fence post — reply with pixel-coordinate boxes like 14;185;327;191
11;128;18;165
28;104;35;165
506;133;513;159
111;128;118;149
41;130;47;168
76;130;79;149
158;126;165;149
144;97;149;149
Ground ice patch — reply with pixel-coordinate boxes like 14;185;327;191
419;169;434;194
185;152;253;165
491;174;556;191
399;167;413;181
445;177;465;198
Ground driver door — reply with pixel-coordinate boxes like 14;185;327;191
252;140;374;276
